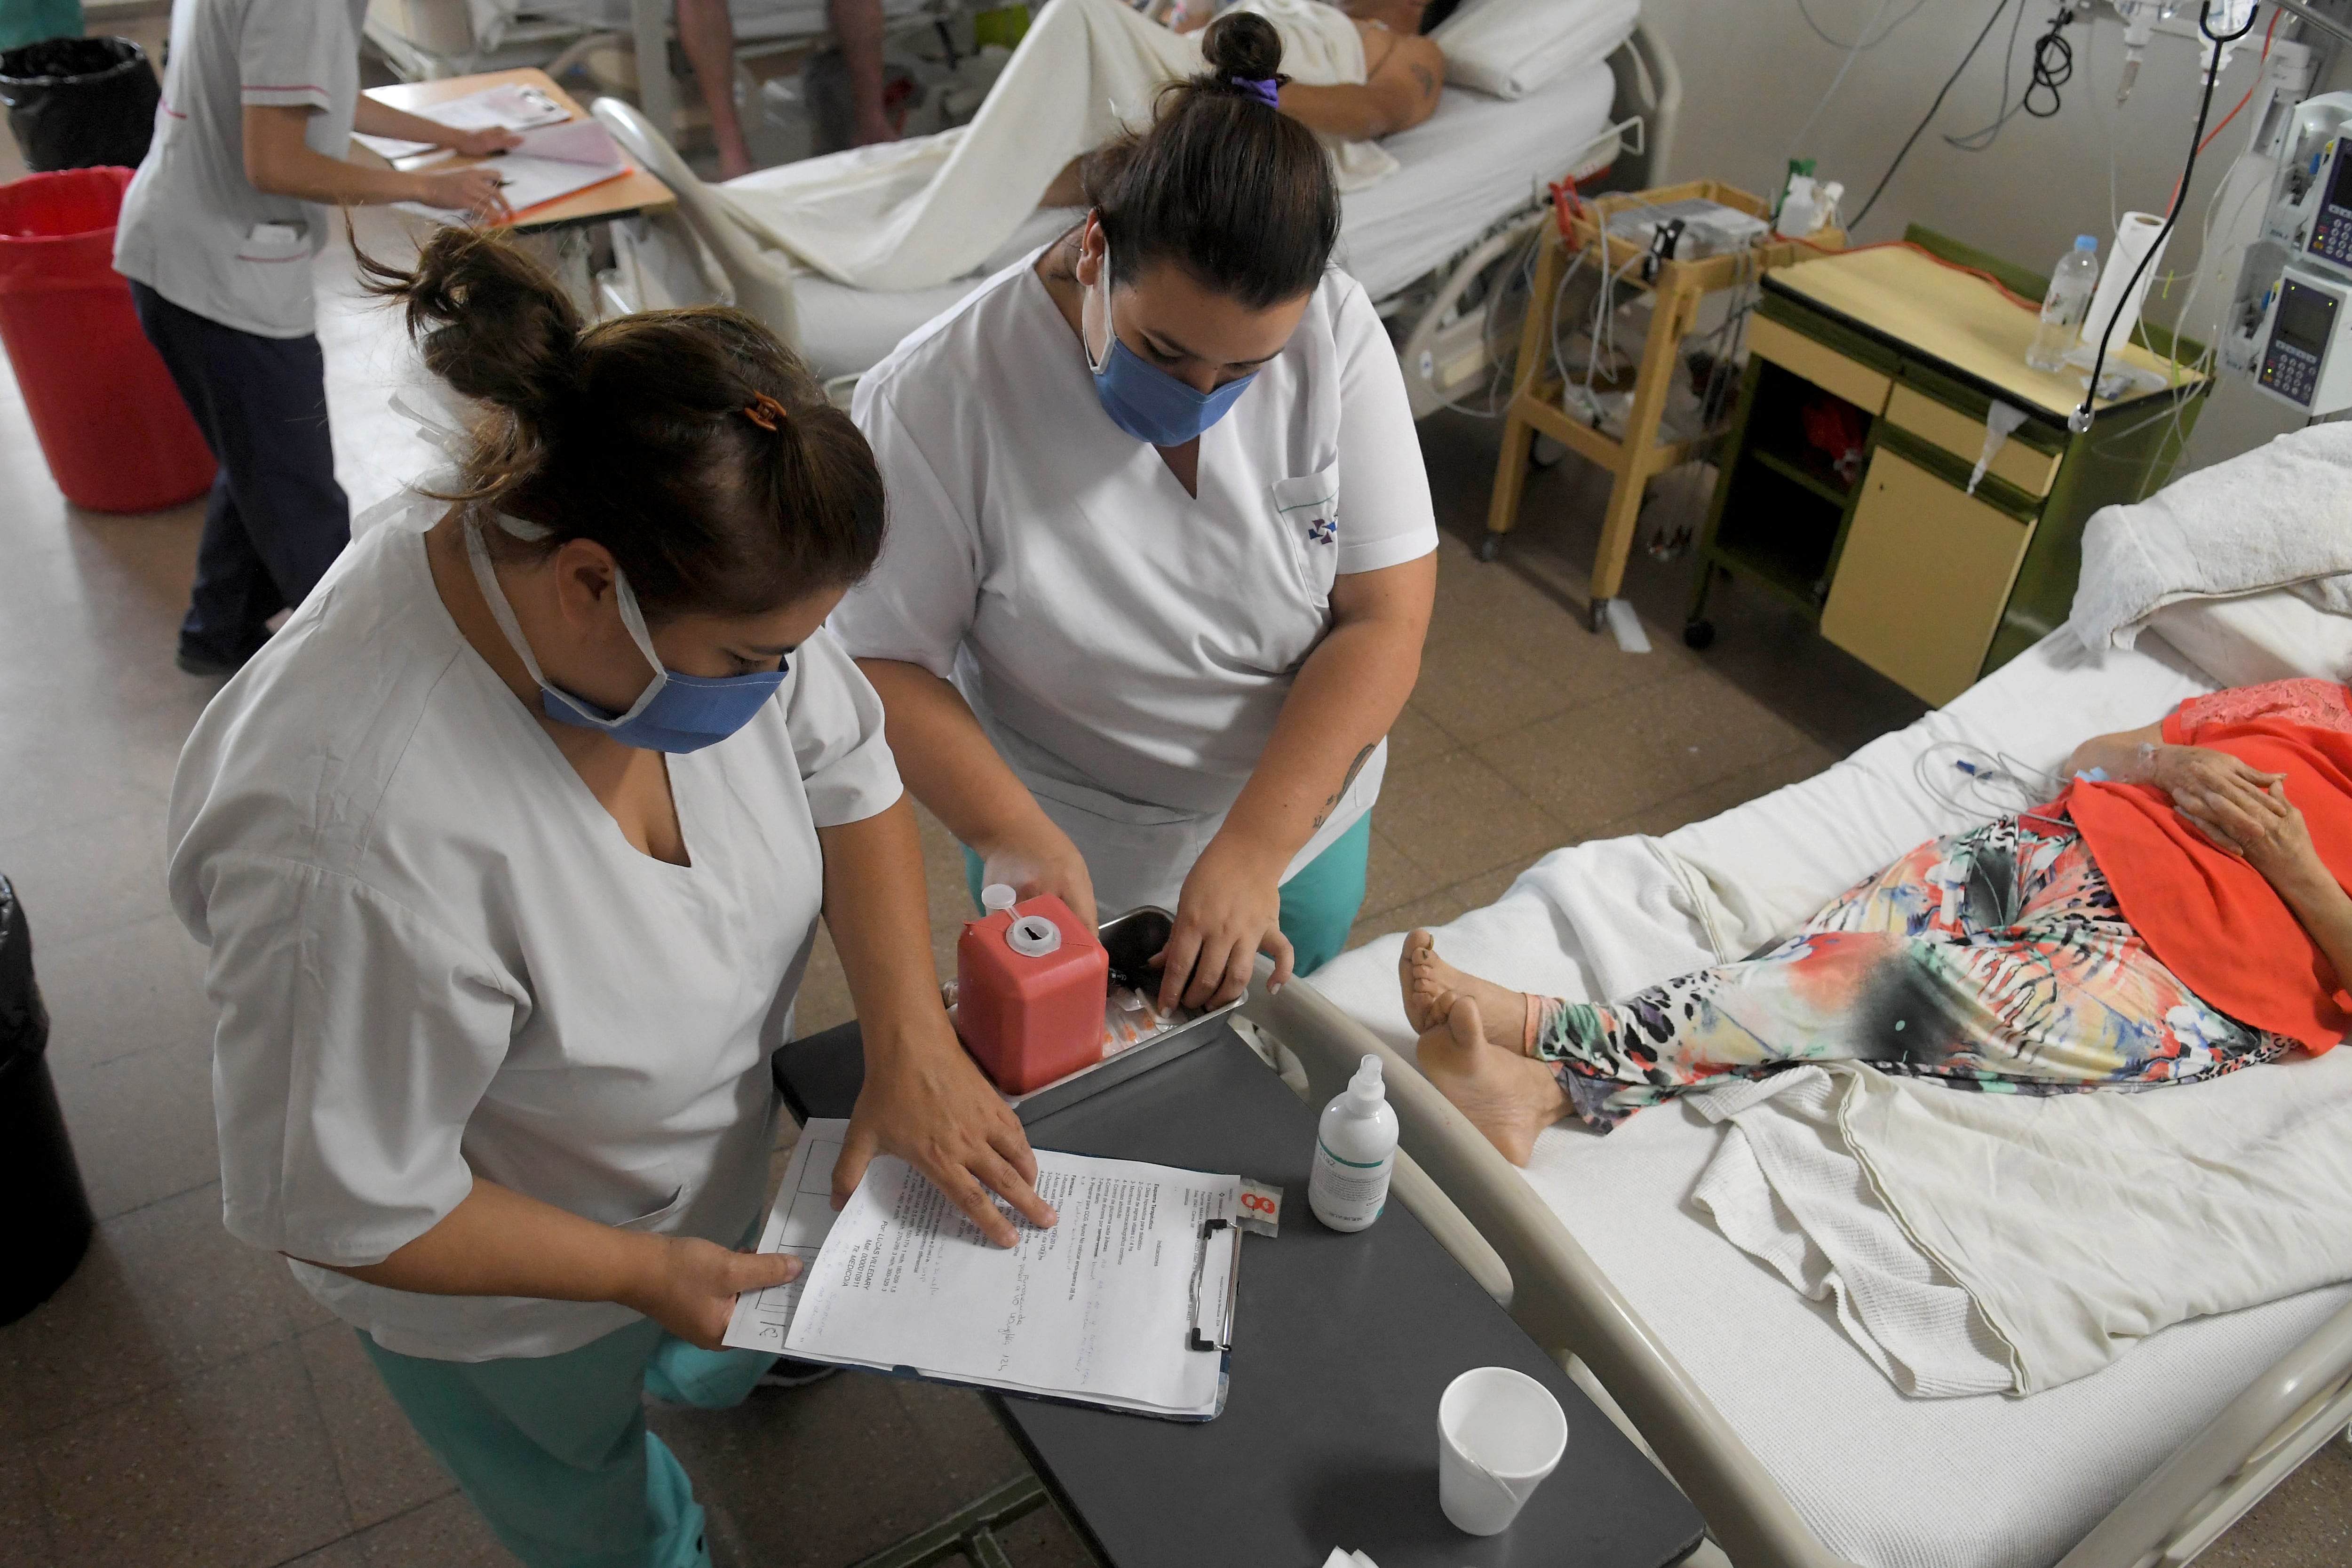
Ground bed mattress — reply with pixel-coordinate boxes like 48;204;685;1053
737;57;1620;376
1336;60;1619;302
1311;629;2352;1568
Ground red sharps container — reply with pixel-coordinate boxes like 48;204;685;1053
954;885;1109;1094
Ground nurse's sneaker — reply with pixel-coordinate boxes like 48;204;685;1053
757;1357;839;1390
175;648;244;678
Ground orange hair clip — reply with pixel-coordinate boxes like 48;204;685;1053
742;393;790;431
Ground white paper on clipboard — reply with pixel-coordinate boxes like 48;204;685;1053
724;1120;1242;1420
354;82;572;160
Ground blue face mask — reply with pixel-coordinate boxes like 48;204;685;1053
464;512;787;755
1085;256;1259;447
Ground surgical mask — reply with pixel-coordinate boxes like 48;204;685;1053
462;511;787;754
1085;255;1259;447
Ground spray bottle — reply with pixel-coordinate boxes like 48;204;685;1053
1309;1054;1398;1232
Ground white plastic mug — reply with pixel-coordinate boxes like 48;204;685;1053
1436;1367;1568;1536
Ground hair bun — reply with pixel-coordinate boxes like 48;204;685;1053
1201;10;1284;85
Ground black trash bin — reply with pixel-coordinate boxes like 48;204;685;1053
0;36;161;174
0;873;95;1323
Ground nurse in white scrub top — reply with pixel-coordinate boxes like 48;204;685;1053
832;13;1438;1010
167;230;1053;1568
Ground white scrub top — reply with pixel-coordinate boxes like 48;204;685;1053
167;485;902;1362
114;0;370;338
830;253;1437;916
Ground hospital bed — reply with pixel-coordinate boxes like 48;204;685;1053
364;0;969;156
1226;591;2352;1568
587;18;1677;400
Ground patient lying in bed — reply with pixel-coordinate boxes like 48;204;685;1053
1399;678;2352;1163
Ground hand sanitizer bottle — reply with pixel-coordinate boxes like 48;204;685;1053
1310;1054;1398;1232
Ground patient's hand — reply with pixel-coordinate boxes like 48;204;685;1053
2153;744;2288;818
2175;776;2323;891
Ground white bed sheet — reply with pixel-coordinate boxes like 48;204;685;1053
750;58;1620;376
1337;61;1619;303
1311;629;2352;1568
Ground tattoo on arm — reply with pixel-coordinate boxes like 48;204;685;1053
1411;62;1437;102
1312;743;1380;830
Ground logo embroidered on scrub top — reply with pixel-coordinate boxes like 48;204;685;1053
1307;518;1338;545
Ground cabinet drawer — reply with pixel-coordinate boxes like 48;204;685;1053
1820;446;2034;706
1883;384;2062;498
1747;315;1893;417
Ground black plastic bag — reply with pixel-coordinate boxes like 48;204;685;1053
0;872;95;1323
0;35;161;173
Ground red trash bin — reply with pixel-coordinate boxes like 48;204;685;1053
0;165;214;512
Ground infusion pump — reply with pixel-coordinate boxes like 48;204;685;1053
2233;92;2352;412
2254;267;2352;411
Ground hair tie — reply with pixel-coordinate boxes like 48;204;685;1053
1232;76;1281;109
742;393;790;431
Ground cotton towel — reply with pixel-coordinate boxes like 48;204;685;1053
1696;1051;2352;1396
2067;422;2352;651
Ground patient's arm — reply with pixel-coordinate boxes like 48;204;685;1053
2067;721;2288;814
1279;32;1444;139
2175;774;2352;995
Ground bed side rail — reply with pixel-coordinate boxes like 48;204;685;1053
1608;20;1682;192
1243;975;1852;1568
589;98;805;348
2057;1298;2352;1568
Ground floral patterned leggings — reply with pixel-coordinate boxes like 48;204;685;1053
1537;811;2293;1129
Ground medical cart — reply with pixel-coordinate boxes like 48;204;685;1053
1479;179;1841;630
772;1020;1706;1568
1685;229;2209;707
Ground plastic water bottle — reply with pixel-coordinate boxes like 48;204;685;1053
2026;235;2101;372
1309;1054;1398;1232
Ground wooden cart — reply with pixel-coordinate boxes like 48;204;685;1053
1480;179;1840;629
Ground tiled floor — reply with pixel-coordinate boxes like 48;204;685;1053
2;93;2343;1568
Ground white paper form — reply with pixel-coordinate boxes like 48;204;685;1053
723;1119;849;1352
725;1125;1240;1419
355;82;573;161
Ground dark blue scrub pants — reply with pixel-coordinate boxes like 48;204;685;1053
129;281;350;669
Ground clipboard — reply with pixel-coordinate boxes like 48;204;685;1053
726;1124;1274;1422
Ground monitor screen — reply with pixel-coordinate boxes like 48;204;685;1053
2277;279;2339;356
2330;140;2352;214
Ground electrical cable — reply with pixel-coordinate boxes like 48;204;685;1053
1941;0;2036;151
1785;0;1899;173
2072;0;2258;435
1945;4;2078;152
1794;0;1934;51
1849;0;2016;230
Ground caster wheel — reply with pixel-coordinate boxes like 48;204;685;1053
1476;533;1503;563
1682;619;1716;651
1586;598;1609;634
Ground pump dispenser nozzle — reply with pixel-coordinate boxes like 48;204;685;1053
1347;1054;1386;1107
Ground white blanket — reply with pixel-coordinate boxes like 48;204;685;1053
716;0;1397;293
2066;422;2352;651
1696;1055;2352;1397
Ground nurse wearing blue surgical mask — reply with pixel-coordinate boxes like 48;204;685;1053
834;12;1438;1011
168;230;1053;1568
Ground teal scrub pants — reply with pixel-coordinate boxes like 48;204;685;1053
961;811;1371;979
360;1320;777;1568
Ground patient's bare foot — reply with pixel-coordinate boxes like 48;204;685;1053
1398;929;1527;1051
1415;994;1568;1166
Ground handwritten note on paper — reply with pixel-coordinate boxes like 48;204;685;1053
724;1122;1239;1419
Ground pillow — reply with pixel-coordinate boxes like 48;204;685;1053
2145;585;2352;688
1429;0;1641;101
